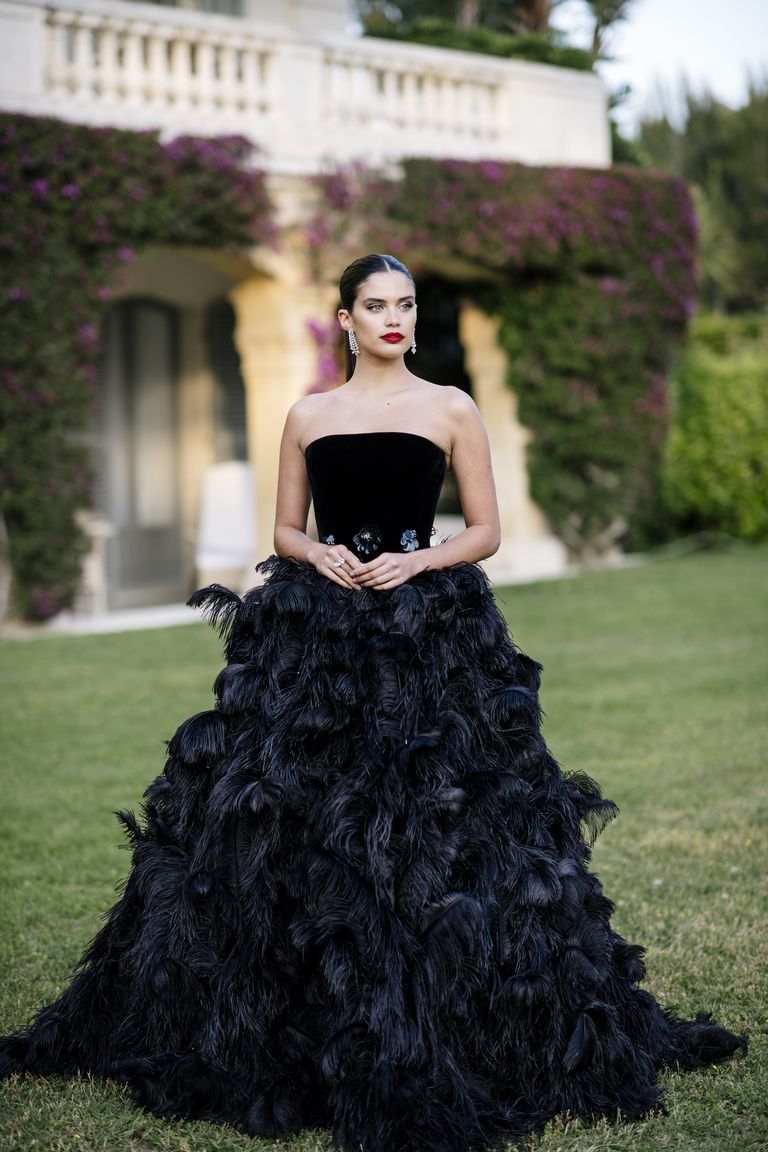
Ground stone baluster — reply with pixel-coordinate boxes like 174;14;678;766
121;24;145;107
146;26;169;111
445;75;459;136
194;34;213;114
72;19;95;100
218;38;238;115
482;83;498;141
422;69;435;133
169;33;192;111
232;46;245;110
46;11;70;101
469;79;484;139
473;79;486;138
354;59;369;124
402;68;416;129
400;69;412;126
240;42;260;113
95;21;118;104
348;58;361;124
433;70;447;135
382;65;397;126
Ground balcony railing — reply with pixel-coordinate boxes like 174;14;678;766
0;0;610;172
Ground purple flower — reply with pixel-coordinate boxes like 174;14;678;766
30;179;48;199
305;223;328;247
117;246;136;263
479;161;504;183
6;286;29;302
61;183;81;199
598;277;624;296
30;590;59;620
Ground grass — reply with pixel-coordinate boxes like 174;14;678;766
0;546;766;1152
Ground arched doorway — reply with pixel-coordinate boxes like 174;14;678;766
206;296;248;463
413;275;473;516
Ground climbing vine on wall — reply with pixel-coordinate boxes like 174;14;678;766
0;112;275;619
307;158;697;556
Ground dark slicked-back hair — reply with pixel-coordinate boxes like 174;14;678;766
339;254;415;379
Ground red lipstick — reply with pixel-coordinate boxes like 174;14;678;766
381;334;404;343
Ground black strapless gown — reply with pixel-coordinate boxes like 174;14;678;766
0;432;746;1151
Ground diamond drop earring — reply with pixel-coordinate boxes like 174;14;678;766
348;330;359;356
410;332;417;355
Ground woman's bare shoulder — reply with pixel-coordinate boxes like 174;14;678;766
433;385;482;431
285;392;339;447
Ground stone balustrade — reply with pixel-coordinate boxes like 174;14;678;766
0;0;610;171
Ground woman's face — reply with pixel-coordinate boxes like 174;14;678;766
340;269;416;361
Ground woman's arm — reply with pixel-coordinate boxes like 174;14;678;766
353;389;501;590
273;401;361;589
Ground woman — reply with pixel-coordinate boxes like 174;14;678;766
0;254;746;1152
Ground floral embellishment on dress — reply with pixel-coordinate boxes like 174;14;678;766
400;528;420;552
352;523;381;557
321;534;335;545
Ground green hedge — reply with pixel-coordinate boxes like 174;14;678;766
364;17;593;71
663;312;768;541
0;113;274;620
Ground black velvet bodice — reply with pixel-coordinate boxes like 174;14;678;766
305;431;447;561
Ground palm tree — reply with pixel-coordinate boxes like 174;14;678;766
583;0;637;60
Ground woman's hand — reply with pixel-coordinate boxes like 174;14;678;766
353;551;426;591
309;543;364;590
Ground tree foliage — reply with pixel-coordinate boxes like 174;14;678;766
583;0;636;61
355;0;594;69
357;0;636;59
357;0;562;34
638;82;768;312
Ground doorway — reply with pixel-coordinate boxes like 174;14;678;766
412;276;473;514
97;299;185;609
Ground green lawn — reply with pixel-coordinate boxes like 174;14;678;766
1;548;766;1152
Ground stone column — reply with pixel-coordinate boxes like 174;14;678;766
230;247;337;570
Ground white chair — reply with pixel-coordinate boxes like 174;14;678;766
195;461;255;591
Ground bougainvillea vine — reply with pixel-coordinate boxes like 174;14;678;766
307;158;697;555
0;112;275;619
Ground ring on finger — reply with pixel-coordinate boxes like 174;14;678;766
332;555;346;568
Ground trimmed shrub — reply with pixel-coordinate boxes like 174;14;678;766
663;312;768;541
364;17;593;71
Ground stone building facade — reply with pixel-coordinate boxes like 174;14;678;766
0;0;611;611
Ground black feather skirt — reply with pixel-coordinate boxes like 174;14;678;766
0;555;746;1150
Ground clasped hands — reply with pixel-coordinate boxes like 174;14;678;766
312;545;425;591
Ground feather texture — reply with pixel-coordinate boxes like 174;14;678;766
0;555;747;1150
